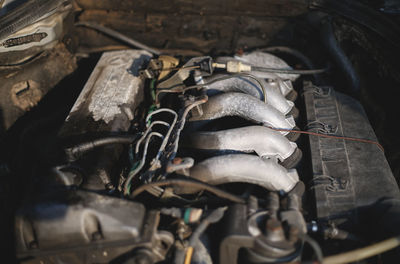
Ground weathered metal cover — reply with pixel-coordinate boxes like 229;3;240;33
60;49;152;138
303;81;400;236
58;49;152;190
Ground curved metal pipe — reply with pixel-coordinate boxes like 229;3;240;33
188;93;296;135
183;126;298;163
182;154;299;193
204;74;294;115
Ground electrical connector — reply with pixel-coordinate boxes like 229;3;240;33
226;61;252;73
211;62;227;69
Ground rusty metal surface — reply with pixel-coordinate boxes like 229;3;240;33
75;0;307;16
75;13;286;54
74;0;308;54
0;43;77;130
60;49;150;137
10;80;43;111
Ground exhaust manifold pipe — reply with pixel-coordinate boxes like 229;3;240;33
183;126;301;168
178;154;299;193
189;92;296;136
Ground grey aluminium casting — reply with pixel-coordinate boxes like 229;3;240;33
204;74;295;115
189;92;296;135
179;154;299;193
183;126;298;163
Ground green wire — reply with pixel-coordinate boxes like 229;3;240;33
150;79;156;101
183;208;192;224
146;79;158;126
127;161;140;194
146;105;157;126
128;79;160;193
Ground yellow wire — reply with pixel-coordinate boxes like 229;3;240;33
159;65;200;71
323;236;400;264
184;247;194;264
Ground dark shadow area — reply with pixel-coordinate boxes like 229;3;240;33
0;54;100;263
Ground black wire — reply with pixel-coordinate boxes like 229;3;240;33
65;134;139;162
251;65;328;75
260;46;316;71
157;73;268;103
321;18;360;94
202;73;267;102
130;178;245;204
259;46;323;83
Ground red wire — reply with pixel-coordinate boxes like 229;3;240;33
266;127;385;153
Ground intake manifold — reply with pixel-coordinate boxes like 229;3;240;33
183;126;301;168
189;92;296;136
178;154;299;193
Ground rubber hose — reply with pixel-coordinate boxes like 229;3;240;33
261;46;322;84
321;18;360;95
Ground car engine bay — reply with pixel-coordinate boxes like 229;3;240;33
1;1;400;263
